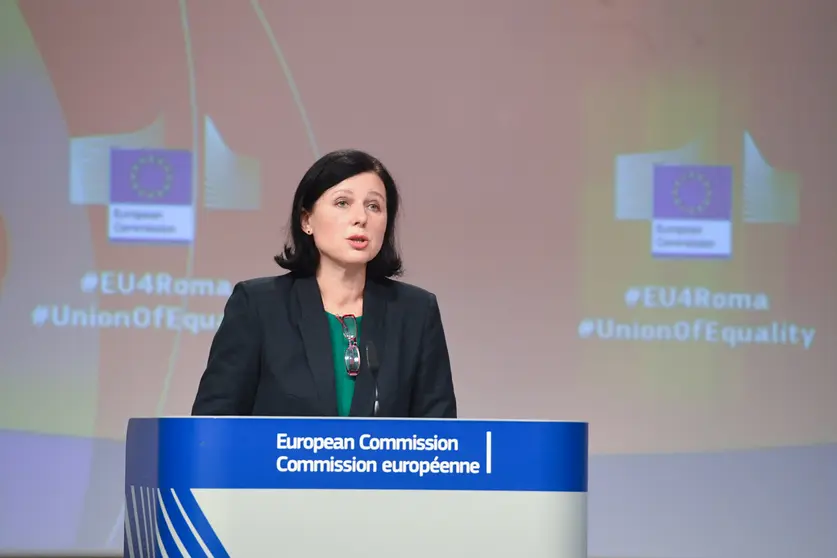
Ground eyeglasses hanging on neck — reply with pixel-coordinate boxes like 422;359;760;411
335;314;360;377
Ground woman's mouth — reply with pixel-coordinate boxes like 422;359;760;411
347;235;369;249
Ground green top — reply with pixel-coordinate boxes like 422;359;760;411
326;313;363;417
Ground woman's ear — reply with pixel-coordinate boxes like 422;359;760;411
300;211;312;235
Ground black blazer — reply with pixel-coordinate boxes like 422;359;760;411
191;273;457;418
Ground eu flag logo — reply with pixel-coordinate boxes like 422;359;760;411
651;165;733;259
108;149;194;244
111;150;192;205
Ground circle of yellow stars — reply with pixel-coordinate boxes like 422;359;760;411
130;154;173;199
672;169;712;215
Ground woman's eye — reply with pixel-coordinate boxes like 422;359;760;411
336;200;349;207
368;203;380;211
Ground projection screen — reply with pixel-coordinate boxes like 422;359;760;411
1;1;835;556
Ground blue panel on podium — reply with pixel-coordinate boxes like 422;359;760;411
125;417;588;558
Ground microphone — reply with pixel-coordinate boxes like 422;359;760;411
366;341;380;417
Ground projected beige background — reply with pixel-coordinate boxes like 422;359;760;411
2;0;835;458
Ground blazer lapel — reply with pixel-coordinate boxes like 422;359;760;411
296;276;338;415
349;279;388;417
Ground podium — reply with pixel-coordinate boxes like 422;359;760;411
124;417;587;557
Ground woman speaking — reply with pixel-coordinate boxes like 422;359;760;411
191;149;457;418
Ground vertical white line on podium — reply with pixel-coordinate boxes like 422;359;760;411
125;491;136;558
140;487;151;558
145;487;156;558
485;431;492;474
130;486;145;558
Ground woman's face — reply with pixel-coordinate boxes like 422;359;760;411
302;172;388;270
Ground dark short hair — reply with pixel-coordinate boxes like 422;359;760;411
275;149;403;279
